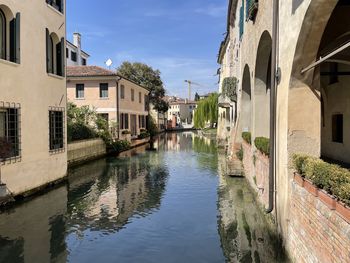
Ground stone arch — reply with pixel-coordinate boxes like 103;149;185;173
254;31;272;138
288;0;350;164
240;65;252;137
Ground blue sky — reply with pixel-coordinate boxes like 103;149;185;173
67;0;227;98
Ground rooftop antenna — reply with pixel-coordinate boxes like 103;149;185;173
105;59;113;70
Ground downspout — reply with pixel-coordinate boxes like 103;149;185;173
116;76;122;140
267;0;279;214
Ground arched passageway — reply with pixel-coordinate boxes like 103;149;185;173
240;65;252;136
288;0;350;164
254;31;272;138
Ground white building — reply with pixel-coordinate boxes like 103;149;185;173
167;100;197;125
66;33;89;66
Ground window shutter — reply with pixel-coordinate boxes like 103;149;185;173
46;28;51;73
15;13;20;64
9;18;15;62
60;37;65;77
60;0;64;14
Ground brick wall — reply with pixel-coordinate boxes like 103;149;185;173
242;141;270;207
287;181;350;263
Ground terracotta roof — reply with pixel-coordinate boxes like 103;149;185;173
169;100;197;105
67;66;117;77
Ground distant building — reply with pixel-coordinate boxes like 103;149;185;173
149;103;167;132
66;33;90;66
167;100;197;126
67;66;149;140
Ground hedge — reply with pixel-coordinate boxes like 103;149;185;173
292;154;350;206
242;132;252;144
111;140;131;153
68;123;97;142
254;137;270;156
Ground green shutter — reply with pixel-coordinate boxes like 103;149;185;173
15;13;20;64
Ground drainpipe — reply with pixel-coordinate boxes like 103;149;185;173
267;0;279;214
116;76;122;140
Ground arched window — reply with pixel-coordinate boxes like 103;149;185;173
46;29;65;76
0;9;6;60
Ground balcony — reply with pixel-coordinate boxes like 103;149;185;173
246;0;259;21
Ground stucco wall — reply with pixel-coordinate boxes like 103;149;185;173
68;138;106;166
0;0;67;195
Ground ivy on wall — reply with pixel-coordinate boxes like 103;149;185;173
222;77;238;102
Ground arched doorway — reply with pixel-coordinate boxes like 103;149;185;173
254;31;272;138
288;0;350;165
240;65;252;137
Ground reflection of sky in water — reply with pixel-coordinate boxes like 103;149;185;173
0;132;286;263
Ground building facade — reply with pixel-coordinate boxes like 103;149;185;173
0;0;67;197
167;100;197;126
219;0;350;262
67;66;150;139
66;33;89;66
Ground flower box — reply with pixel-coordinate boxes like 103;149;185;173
336;201;350;223
304;179;318;197
293;173;304;187
318;189;336;210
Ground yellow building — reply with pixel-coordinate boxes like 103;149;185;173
0;0;67;198
67;66;150;140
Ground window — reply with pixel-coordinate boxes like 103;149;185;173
0;104;20;160
139;92;142;103
332;114;343;143
138;115;146;129
76;84;84;99
144;95;149;111
120;85;125;99
47;0;64;13
71;51;77;62
46;29;64;76
0;10;5;60
0;10;20;63
98;113;109;126
120;113;129;129
131;89;135;101
82;58;86;66
99;83;108;98
329;63;338;85
66;48;69;58
49;109;64;151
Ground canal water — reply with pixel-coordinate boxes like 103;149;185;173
0;132;286;263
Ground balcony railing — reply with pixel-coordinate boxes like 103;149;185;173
246;0;259;21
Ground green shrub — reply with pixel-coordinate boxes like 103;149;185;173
254;137;270;156
236;146;243;161
292;153;350;205
242;132;251;144
68;123;97;142
138;131;150;139
111;140;131;153
122;130;131;135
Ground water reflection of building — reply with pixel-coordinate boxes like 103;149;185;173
67;152;169;234
217;170;286;262
0;186;68;263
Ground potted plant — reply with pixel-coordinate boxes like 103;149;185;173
0;137;11;197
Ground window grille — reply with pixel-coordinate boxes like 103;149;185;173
49;107;65;153
0;102;21;163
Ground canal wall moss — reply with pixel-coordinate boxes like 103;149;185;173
68;138;106;167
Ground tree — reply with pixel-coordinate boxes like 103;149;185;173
117;62;169;112
194;93;219;129
194;92;200;101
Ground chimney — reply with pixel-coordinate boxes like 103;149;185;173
73;33;82;66
73;32;81;49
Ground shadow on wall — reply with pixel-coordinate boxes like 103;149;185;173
292;0;304;14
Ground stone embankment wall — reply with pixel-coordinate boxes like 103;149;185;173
287;179;350;263
242;141;269;207
68;138;106;166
